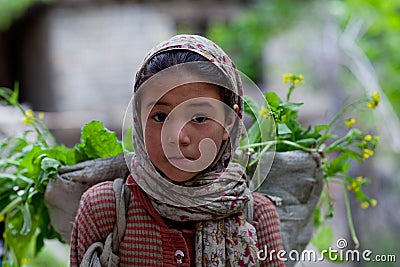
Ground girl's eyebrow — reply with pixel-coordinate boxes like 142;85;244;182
145;100;217;109
187;101;216;108
145;100;170;109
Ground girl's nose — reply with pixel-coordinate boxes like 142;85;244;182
166;122;190;146
178;126;190;146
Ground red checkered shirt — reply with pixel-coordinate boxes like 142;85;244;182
70;178;284;266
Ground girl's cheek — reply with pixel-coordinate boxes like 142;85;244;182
144;122;162;151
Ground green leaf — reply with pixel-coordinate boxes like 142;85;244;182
259;117;275;142
324;154;351;177
4;203;38;265
35;157;61;193
20;202;32;235
311;224;344;262
10;84;19;106
75;120;123;160
311;224;333;250
19;145;45;178
243;96;260;122
122;126;134;153
277;123;292;135
265;92;282;108
315;125;330;133
247;120;261;144
279;102;303;110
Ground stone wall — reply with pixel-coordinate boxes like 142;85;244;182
19;3;175;144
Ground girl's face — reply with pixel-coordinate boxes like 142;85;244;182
140;82;238;183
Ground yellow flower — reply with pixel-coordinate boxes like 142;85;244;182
345;118;355;128
283;73;304;85
361;201;370;209
372;92;380;103
283;73;293;84
38;112;45;119
22;116;35;125
370;199;377;207
347;183;360;192
374;136;380;142
21;258;29;265
259;107;270;119
361;148;374;159
348;177;362;193
364;135;372;141
367;92;380;109
22;109;35;125
25;109;34;117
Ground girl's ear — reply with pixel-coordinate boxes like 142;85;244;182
223;104;239;141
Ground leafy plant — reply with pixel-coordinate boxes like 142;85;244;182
240;73;379;258
0;86;122;266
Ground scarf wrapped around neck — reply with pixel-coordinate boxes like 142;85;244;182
129;34;259;266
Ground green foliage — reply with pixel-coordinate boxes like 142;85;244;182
75;120;123;161
0;87;122;267
241;73;379;254
207;0;304;82
0;0;54;31
207;1;390;255
336;0;400;116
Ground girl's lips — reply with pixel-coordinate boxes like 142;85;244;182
167;157;196;166
168;157;194;161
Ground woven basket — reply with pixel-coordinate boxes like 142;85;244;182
256;151;324;266
45;150;323;265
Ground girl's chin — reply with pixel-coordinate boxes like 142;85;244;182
159;168;199;184
166;172;197;184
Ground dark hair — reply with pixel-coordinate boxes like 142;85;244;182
134;50;237;109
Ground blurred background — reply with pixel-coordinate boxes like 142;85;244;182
0;0;399;266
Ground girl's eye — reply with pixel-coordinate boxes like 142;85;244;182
152;113;168;122
191;114;208;123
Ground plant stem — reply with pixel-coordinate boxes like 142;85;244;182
1;87;54;148
279;140;319;152
35;117;57;146
0;196;23;218
323;134;351;153
342;185;360;249
326;177;360;248
239;140;319;153
286;85;295;102
318;98;368;147
0;188;38;219
327;98;368;129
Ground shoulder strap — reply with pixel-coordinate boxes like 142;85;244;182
81;178;131;267
111;178;131;253
245;188;254;224
99;178;131;266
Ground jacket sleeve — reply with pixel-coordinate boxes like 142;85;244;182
69;182;115;267
252;192;285;267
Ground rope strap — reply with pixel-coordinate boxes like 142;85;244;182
80;178;131;267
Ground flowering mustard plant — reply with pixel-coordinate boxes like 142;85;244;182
241;73;380;253
0;86;123;266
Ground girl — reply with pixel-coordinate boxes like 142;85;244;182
70;35;284;267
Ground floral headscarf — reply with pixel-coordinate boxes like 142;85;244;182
128;35;259;266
